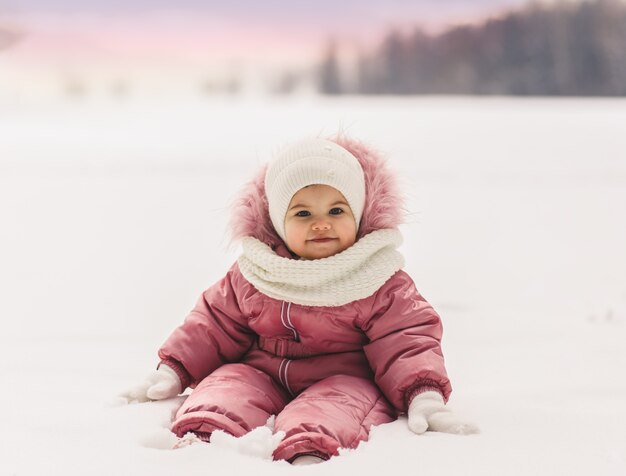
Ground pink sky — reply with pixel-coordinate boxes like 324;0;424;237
1;2;536;72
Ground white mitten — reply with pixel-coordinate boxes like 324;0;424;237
120;364;182;403
407;391;479;435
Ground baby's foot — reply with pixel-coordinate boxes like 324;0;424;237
291;455;325;465
172;432;204;449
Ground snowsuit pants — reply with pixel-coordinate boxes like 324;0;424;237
170;363;396;462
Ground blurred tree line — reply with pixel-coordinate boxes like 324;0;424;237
320;0;626;96
0;24;20;51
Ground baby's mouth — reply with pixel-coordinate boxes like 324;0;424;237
309;237;337;243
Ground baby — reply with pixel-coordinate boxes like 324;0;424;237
122;136;477;464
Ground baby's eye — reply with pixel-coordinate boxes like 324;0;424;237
295;210;311;217
329;207;344;215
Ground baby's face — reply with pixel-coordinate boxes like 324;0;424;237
284;184;357;260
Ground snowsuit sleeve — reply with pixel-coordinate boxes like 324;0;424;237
157;263;255;390
359;270;452;413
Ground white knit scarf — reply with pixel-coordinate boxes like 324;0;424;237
237;228;405;307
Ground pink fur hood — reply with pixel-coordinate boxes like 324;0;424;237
228;135;405;251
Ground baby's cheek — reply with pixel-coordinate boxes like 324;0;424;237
284;225;305;252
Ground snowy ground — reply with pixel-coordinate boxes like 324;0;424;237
1;95;625;475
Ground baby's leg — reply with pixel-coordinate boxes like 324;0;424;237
171;363;290;441
272;375;396;462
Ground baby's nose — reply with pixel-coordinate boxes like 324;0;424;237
312;220;331;230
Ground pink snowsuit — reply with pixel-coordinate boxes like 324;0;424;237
158;137;452;462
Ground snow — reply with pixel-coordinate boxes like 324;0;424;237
1;95;625;475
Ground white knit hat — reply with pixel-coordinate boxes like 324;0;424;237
265;138;366;243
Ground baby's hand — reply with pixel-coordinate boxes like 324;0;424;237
120;364;182;403
407;391;479;435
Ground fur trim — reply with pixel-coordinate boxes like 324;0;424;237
228;162;282;248
227;135;405;248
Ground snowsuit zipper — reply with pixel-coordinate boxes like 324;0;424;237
280;301;299;342
278;358;294;396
